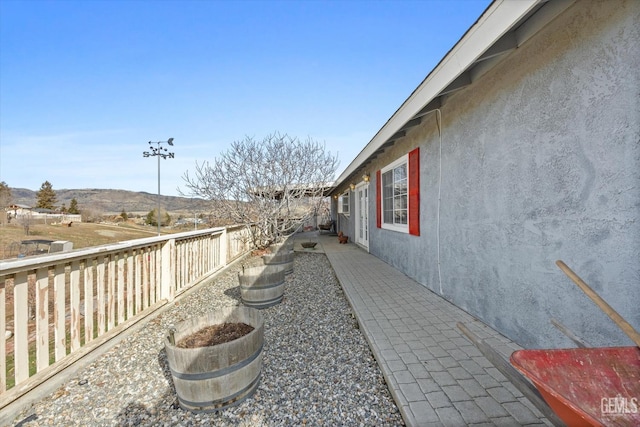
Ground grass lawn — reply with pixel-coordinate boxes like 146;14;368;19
0;221;177;260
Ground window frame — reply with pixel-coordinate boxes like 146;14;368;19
337;191;350;216
380;154;409;233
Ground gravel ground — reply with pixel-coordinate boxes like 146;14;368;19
12;252;404;427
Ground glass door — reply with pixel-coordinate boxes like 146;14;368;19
356;182;369;249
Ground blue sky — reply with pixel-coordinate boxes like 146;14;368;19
0;0;491;197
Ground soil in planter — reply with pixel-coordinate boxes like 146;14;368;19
176;323;254;348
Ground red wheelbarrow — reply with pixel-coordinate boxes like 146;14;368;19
511;346;640;426
512;261;640;427
459;261;640;427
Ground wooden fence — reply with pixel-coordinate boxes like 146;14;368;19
0;224;252;410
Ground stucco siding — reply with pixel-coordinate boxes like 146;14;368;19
368;0;640;348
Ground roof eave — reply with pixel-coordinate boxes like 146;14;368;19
334;0;574;189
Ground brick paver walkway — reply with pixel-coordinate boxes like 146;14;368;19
294;232;552;427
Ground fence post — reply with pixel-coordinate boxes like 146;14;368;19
161;238;176;302
220;227;228;268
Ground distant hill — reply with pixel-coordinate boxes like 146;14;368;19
9;188;215;215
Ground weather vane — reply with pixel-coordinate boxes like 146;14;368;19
143;138;175;235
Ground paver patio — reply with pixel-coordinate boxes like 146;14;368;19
294;232;552;427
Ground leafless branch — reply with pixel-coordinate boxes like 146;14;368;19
180;133;338;248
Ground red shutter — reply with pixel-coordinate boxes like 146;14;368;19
376;169;382;228
408;147;420;236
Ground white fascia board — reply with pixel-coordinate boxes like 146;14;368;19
336;0;543;184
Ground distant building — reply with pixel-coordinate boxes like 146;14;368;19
5;204;82;224
7;204;31;216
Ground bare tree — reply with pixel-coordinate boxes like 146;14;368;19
17;210;32;235
0;181;12;226
181;133;338;249
81;207;104;223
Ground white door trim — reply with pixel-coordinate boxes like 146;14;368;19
355;181;369;250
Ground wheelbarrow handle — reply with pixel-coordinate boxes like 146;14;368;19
556;260;640;347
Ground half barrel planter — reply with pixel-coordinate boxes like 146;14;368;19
238;265;286;309
164;306;264;413
262;250;294;275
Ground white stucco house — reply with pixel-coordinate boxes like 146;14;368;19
329;0;639;349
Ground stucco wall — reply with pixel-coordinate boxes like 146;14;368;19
368;0;640;348
333;188;356;240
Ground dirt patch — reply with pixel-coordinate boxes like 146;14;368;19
176;323;254;348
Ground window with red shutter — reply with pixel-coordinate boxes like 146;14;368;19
377;148;420;235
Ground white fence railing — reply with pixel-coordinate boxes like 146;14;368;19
0;224;252;410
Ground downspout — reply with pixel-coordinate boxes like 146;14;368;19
435;109;443;295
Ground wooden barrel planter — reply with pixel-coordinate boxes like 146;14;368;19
164;306;264;413
238;265;286;309
262;250;294;275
